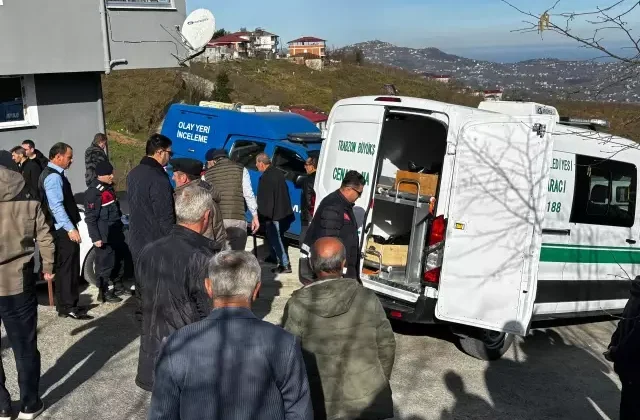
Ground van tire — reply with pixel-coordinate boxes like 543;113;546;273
457;329;514;361
83;247;98;286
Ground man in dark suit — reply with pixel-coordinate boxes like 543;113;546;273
148;250;312;420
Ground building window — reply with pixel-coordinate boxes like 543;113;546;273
229;140;266;170
0;75;38;130
273;147;306;183
570;154;637;227
107;0;174;9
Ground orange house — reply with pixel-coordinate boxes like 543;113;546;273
287;36;326;58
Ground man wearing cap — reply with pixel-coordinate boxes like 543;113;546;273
171;158;227;249
203;149;259;251
84;161;127;304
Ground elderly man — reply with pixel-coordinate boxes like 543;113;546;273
171;157;227;249
135;184;222;392
149;251;312;420
0;151;55;420
256;153;294;274
203;149;259;251
284;237;396;420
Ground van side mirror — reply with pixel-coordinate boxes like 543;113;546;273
295;174;308;187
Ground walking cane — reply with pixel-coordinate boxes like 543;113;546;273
46;274;54;306
253;234;258;258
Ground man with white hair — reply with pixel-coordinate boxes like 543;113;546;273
149;251;313;420
135;184;223;392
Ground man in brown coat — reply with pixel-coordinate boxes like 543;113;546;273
0;151;55;419
283;236;396;420
171;158;227;249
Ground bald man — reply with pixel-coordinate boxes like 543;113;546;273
283;237;396;420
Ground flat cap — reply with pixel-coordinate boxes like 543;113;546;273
170;158;203;178
0;150;19;172
205;148;227;162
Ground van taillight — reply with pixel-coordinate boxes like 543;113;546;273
424;216;446;285
429;215;446;246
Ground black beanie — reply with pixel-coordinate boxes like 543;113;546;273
95;161;114;176
0;150;19;172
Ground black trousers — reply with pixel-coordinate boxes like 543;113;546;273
53;228;80;313
620;381;640;420
0;291;40;409
95;230;127;291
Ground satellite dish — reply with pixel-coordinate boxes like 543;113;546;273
181;9;215;51
172;8;215;65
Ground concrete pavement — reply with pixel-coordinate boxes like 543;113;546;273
0;239;622;419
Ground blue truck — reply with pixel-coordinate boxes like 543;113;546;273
160;104;323;239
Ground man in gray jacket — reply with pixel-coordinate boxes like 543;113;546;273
0;151;55;420
283;237;396;420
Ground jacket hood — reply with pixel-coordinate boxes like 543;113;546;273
291;278;359;318
631;276;640;297
0;166;26;202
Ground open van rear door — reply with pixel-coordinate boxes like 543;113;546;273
436;115;555;336
315;104;386;218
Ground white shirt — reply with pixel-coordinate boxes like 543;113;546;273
242;168;258;218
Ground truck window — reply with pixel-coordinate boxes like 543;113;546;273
230;140;266;170
570;155;637;227
273;147;306;183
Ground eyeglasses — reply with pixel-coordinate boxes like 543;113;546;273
163;149;174;157
351;187;363;198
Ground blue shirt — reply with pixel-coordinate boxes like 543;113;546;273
43;162;75;232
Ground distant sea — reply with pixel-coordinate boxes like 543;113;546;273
446;44;624;63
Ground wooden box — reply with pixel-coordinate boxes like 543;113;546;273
395;170;439;196
365;238;408;267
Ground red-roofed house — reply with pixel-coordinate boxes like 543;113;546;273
287;36;326;58
202;34;250;62
285;107;329;130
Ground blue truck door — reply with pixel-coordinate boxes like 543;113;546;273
271;145;308;237
226;137;269;225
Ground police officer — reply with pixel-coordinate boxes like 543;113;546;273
84;161;126;303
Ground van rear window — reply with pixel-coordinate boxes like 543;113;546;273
230;140;266;170
570;155;637;227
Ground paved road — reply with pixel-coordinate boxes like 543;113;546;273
1;240;622;420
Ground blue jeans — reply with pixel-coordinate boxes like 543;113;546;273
0;291;40;409
265;219;291;267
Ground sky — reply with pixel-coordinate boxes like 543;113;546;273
185;0;640;62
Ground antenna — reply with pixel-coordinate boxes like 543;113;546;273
172;9;215;65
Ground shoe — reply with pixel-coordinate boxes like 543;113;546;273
113;287;133;297
0;407;12;420
264;256;278;265
18;399;44;419
271;264;292;274
58;311;94;320
99;290;123;304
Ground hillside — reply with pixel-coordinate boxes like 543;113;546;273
343;40;640;103
102;59;640;187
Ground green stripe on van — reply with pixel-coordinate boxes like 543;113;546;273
540;244;640;264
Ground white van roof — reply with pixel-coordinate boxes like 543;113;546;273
478;100;560;122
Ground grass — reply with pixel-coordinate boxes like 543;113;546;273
101;59;640;187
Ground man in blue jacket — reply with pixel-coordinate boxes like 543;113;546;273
148;251;312;420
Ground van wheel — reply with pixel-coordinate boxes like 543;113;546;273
457;329;514;361
83;247;98;286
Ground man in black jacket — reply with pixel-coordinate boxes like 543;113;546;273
300;170;365;283
127;134;175;319
84;132;108;187
135;183;221;392
11;146;42;199
606;276;640;419
21;140;48;171
256;153;294;274
300;156;317;243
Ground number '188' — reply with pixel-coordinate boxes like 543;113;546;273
547;201;562;213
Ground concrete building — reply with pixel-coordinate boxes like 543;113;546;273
287;36;326;58
202;34;251;62
0;0;188;192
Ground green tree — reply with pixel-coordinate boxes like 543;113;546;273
212;71;233;102
354;48;365;66
211;29;228;40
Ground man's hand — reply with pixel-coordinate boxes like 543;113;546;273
251;216;260;234
94;240;103;248
68;229;82;243
43;273;55;281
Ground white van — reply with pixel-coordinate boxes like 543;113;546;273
311;96;636;360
